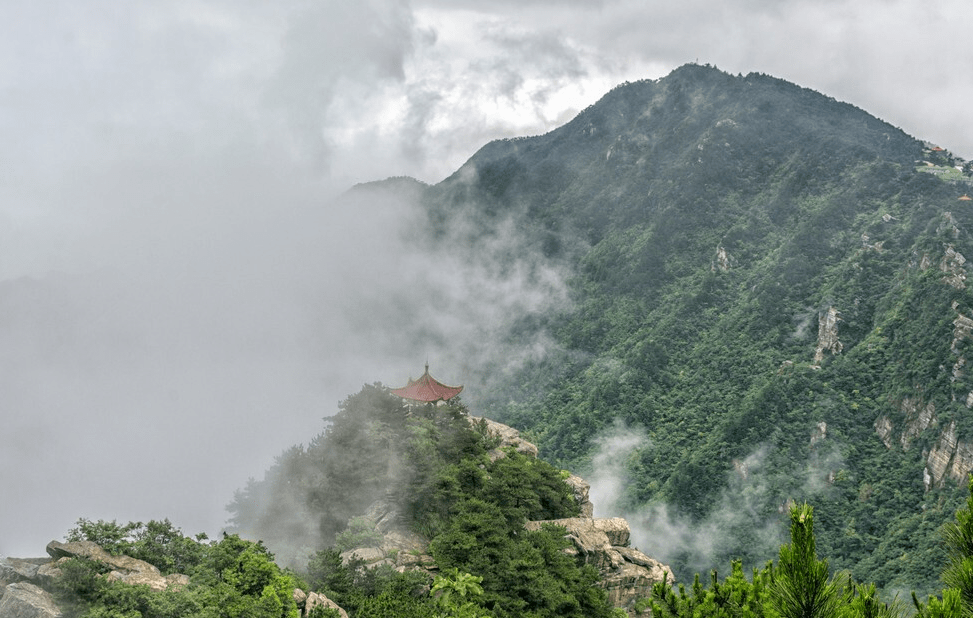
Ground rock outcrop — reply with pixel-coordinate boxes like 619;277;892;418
1;558;43;587
2;547;343;618
480;420;674;613
472;415;540;460
303;591;349;618
941;243;968;289
813;306;842;365
0;582;62;618
524;517;673;613
337;498;436;572
564;474;595;518
44;540;189;592
874;394;973;490
328;417;671;614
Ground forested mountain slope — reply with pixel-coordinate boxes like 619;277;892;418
383;64;973;594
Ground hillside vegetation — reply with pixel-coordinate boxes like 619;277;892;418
227;385;616;618
378;64;973;594
32;64;973;615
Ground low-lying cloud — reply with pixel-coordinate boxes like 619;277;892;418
585;420;846;579
3;0;969;561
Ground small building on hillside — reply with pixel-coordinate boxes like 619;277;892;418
391;364;463;403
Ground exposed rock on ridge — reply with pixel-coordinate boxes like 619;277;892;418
0;582;62;618
339;417;671;615
875;395;973;490
813;306;842;365
44;540;189;592
524;517;673;611
2;545;342;618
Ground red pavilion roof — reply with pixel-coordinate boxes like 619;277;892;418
391;364;463;402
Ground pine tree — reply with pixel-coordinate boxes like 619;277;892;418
915;477;973;618
767;503;850;618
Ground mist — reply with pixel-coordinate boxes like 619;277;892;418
0;1;576;556
3;0;970;559
586;421;847;579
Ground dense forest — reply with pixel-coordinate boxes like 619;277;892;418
274;63;973;595
54;386;620;618
28;64;973;615
372;64;973;594
47;386;973;618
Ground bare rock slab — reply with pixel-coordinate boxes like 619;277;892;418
0;582;62;618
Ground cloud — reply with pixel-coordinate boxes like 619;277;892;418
2;0;970;560
585;420;849;579
587;420;648;516
265;0;420;171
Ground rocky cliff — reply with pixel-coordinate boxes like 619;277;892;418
1;540;344;618
332;416;673;615
1;418;671;617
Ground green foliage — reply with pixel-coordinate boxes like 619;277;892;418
913;477;973;618
227;385;490;557
430;507;611;618
942;478;973;615
334;516;384;554
67;518;208;575
768;504;850;618
650;561;772;618
648;503;905;618
433;65;973;592
55;527;301;618
431;568;489;618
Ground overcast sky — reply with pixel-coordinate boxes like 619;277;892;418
2;0;971;558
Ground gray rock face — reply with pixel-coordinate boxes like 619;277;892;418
304;591;349;618
813;306;842;365
471;416;539;460
44;540;183;592
876;393;973;490
564;474;595;518
1;558;44;587
524;516;673;614
0;582;62;618
339;547;387;566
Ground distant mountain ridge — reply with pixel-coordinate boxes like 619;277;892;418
363;63;973;594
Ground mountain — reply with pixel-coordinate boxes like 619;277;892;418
361;64;973;594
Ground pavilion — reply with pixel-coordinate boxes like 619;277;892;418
391;363;463;403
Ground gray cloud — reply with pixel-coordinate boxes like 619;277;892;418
585;421;850;577
2;0;970;559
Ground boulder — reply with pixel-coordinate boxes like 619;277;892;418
304;591;348;618
34;561;66;587
46;540;112;562
525;516;672;613
339;547;386;566
564;475;595;518
381;530;427;556
601;562;667;611
615;547;674;583
293;588;308;606
1;558;45;587
527;517;630;547
0;582;62;618
525;517;630;570
394;553;436;569
471;416;539;460
44;540;183;592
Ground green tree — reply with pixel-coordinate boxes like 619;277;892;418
431;569;489;618
767;503;850;618
943;477;973;616
915;477;973;618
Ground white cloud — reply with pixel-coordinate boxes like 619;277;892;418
2;0;971;558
